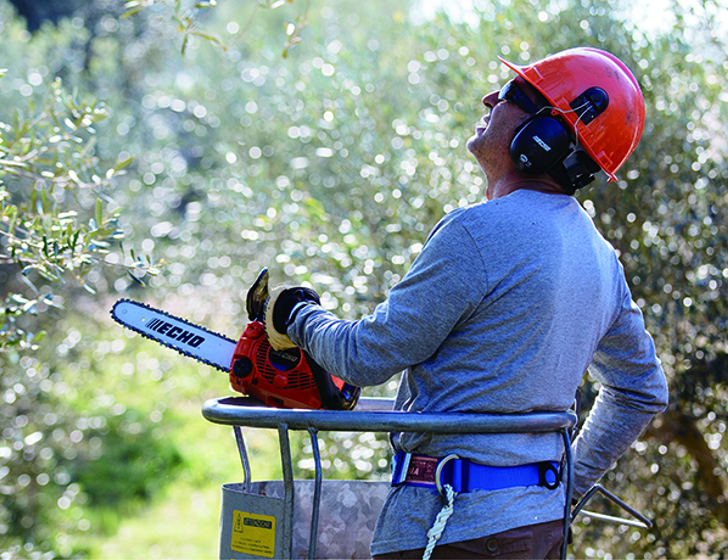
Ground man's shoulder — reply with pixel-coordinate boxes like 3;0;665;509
440;192;546;227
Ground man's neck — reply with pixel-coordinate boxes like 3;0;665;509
487;175;567;200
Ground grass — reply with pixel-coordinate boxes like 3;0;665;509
61;321;289;559
82;401;284;559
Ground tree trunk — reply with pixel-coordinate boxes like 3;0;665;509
648;408;728;529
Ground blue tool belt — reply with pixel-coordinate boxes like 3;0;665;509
391;451;561;494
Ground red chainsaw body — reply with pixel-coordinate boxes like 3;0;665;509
228;320;350;409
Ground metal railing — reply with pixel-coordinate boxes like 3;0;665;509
202;396;649;559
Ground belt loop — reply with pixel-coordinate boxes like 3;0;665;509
392;451;412;486
459;458;470;493
538;461;560;490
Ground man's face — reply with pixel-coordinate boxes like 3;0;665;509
466;77;546;195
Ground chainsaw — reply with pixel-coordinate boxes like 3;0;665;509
111;269;361;410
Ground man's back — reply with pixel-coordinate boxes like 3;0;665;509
396;189;623;419
288;189;664;552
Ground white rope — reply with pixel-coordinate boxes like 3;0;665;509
422;484;456;560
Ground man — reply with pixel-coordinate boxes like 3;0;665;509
265;48;668;559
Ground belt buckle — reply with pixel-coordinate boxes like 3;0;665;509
435;454;460;496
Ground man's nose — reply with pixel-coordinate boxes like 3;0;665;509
482;90;501;109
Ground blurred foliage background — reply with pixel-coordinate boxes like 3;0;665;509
1;0;727;558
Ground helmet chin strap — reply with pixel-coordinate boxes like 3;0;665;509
546;100;593;136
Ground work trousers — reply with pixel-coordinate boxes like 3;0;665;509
372;518;564;559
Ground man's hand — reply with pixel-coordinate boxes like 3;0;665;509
264;286;321;350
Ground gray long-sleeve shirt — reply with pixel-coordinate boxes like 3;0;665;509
288;189;668;555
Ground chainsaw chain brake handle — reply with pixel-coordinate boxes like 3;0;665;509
246;268;270;321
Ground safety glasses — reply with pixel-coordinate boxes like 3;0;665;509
498;80;543;114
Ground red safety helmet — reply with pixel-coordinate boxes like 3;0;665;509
500;47;645;182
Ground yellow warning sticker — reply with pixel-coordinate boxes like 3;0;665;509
230;510;276;558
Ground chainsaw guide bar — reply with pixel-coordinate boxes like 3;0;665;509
111;299;237;372
110;269;362;410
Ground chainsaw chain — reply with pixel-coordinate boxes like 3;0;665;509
110;298;236;373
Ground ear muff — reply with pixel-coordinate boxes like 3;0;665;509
509;115;572;175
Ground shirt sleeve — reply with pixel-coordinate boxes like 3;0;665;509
287;211;489;387
572;280;668;497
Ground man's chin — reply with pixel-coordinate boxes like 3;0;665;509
466;133;480;154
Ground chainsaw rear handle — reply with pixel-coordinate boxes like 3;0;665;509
304;350;362;411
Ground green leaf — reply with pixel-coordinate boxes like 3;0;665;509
70;230;80;252
114;155;134;171
121;6;145;18
189;30;227;50
32;330;47;343
127;270;146;286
